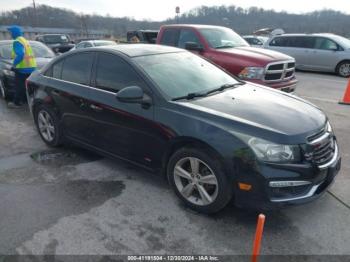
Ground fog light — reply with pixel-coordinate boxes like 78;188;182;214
238;183;252;191
269;181;311;188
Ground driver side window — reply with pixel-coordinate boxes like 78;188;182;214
178;29;201;49
314;38;339;51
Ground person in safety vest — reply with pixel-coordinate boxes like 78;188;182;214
7;25;37;108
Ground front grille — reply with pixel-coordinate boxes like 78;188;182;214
307;128;336;167
265;73;282;80
264;61;295;82
268;64;284;70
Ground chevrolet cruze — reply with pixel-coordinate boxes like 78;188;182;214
26;44;341;213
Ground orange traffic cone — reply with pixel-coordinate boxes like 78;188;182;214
339;78;350;105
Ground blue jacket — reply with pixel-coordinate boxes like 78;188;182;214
7;25;36;74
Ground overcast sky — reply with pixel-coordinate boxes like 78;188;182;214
1;0;350;21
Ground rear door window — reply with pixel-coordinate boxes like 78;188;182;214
94;52;145;93
289;37;315;48
160;29;179;47
61;52;94;85
269;37;288;47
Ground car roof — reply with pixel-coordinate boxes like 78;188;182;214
271;33;338;37
161;24;229;30
87;44;184;57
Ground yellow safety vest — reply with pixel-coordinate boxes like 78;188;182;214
11;36;37;69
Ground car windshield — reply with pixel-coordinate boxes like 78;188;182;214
133;51;238;100
93;41;116;47
331;35;350;49
43;35;69;44
199;28;249;49
0;42;55;59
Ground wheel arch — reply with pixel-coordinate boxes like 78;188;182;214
161;136;226;176
335;59;350;73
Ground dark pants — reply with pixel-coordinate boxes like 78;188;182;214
14;71;30;105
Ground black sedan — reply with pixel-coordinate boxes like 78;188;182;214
26;45;341;213
0;40;55;100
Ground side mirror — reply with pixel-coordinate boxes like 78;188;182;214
185;42;203;52
116;86;152;108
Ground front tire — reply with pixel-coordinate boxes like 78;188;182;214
34;105;63;147
336;61;350;77
167;147;233;214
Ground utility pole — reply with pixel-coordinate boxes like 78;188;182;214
175;6;180;24
32;0;37;27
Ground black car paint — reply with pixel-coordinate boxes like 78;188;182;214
27;45;341;209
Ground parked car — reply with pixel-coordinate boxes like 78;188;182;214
127;30;159;43
27;45;340;213
156;24;298;93
71;40;117;50
35;34;75;53
242;35;269;47
264;33;350;77
0;40;55;100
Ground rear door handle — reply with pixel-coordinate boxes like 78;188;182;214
90;104;103;112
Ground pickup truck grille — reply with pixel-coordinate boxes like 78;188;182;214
264;61;295;82
305;128;337;168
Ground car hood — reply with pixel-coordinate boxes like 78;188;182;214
2;57;53;69
216;46;293;64
176;84;326;144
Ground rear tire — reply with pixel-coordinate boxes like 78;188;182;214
167;147;233;214
34;105;63;147
336;61;350;77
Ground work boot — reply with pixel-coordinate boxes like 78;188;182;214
7;102;22;109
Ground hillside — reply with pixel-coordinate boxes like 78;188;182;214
0;4;349;37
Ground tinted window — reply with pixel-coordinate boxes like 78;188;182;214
160;29;179;46
76;42;85;49
314;37;338;50
288;37;315;48
52;60;64;79
95;53;144;92
269;37;288;47
61;53;94;85
199;28;249;48
178;29;201;48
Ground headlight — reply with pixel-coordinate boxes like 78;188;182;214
238;67;265;80
248;137;301;163
3;69;15;77
326;121;332;133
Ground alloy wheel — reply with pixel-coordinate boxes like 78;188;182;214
339;63;350;77
173;157;219;206
37;110;55;142
0;80;5;99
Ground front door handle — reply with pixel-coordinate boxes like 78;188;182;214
90;104;103;112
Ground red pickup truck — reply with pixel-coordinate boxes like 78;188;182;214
156;24;297;92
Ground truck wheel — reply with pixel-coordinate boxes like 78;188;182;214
167;147;233;214
34;105;63;147
336;61;350;77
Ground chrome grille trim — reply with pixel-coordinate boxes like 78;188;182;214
264;60;296;83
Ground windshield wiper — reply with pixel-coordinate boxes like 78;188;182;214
215;45;235;49
172;92;207;101
205;82;245;95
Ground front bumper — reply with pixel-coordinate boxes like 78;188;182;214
234;146;341;210
250;77;298;93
